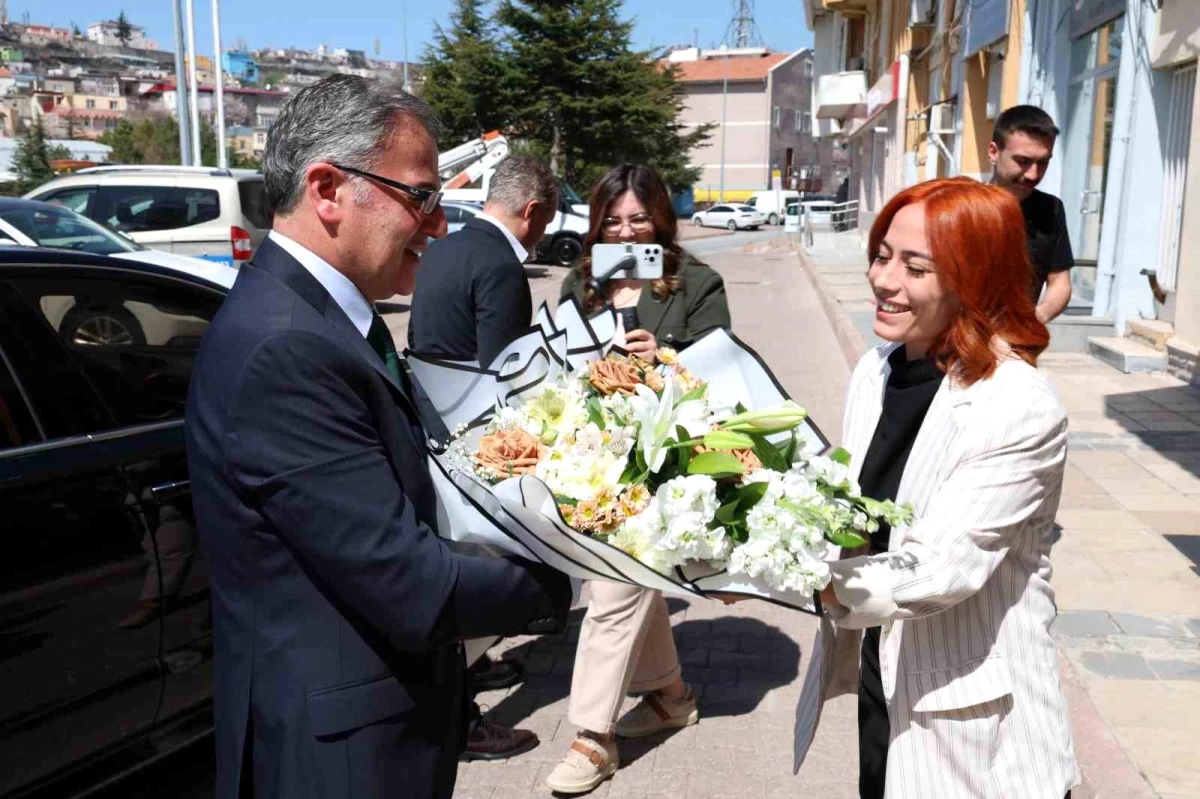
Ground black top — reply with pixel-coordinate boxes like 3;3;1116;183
1021;189;1075;301
855;346;945;553
408;217;532;367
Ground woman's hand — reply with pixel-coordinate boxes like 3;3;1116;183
624;329;658;364
708;592;751;605
819;584;842;613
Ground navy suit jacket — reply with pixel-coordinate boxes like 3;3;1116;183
407;217;532;367
185;237;569;799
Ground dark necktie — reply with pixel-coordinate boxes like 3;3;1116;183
367;313;404;384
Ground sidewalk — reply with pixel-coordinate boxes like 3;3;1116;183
799;229;1200;799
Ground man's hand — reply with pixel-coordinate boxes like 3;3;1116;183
1036;270;1072;324
624;329;658;363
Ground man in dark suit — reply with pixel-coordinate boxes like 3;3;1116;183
408;153;560;759
408;153;559;367
184;75;571;799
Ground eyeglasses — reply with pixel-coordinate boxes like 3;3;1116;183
600;214;654;235
328;162;443;214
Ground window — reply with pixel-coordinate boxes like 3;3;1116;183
109;100;117;109
86;99;95;109
0;345;40;450
39;186;97;216
97;186;221;233
237;180;273;230
804;59;813;77
6;272;222;431
773;106;781;128
0;206;134;255
442;205;464;224
803;112;812;134
794;110;802;132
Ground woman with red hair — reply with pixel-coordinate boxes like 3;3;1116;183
801;178;1078;798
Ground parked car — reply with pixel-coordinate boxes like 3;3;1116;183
24;165;271;269
789;197;838;226
692;204;765;231
440;200;485;235
0;247;229;799
745;189;801;225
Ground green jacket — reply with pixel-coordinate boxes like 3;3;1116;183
559;255;732;350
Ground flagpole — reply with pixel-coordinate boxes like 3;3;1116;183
171;0;192;164
211;0;227;168
184;0;203;165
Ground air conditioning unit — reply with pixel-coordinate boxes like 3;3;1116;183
929;103;955;134
910;0;936;27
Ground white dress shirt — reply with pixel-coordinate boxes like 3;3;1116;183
475;212;529;263
269;230;374;337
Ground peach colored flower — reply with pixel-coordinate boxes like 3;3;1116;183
473;429;545;478
587;358;645;395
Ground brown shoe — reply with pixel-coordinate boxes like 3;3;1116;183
462;718;539;761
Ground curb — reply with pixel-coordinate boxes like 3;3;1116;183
795;246;867;368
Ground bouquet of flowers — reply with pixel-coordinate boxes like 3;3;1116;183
408;298;910;612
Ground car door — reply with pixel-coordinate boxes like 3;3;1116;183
708;205;732;226
4;266;226;733
0;272;164;797
90;184;182;255
29;185;99;218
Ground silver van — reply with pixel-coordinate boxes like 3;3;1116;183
25;165;271;268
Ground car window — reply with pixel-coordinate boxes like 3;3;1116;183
6;272;222;431
710;205;731;213
40;186;98;216
237;179;272;229
0;206;137;256
744;198;757;207
0;346;41;449
736;205;756;212
442;205;464;224
97;186;222;233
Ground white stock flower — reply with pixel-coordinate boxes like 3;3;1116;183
658;474;719;521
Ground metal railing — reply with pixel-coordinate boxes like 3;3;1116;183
798;200;859;247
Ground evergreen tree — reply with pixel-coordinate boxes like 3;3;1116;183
496;0;711;192
420;0;512;146
116;11;133;47
13;118;55;194
100;116;228;167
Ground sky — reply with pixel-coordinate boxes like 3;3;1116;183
17;0;814;65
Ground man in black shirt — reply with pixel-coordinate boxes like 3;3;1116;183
989;105;1075;323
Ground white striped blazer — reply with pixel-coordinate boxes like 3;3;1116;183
793;343;1079;798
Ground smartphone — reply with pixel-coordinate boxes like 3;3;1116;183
590;243;664;283
616;307;641;333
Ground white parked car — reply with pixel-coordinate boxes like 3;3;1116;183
440;200;485;235
745;190;802;225
692;204;766;231
24;165;271;268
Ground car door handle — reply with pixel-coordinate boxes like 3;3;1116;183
150;479;190;499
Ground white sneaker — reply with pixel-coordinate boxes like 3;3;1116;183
544;735;619;795
615;687;699;738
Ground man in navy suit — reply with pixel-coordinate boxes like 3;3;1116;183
185;75;571;799
408;154;559;759
408;153;559;367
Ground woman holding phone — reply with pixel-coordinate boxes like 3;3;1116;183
547;166;731;794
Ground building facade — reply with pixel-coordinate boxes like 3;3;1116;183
669;47;840;202
223;51;259;83
805;0;1200;379
87;20;154;50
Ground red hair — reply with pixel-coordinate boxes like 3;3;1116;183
868;177;1049;385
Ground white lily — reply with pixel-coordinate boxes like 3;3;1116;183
628;379;682;474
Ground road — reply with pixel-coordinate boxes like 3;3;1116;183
99;225;858;799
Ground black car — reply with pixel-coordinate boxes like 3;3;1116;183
0;247;228;798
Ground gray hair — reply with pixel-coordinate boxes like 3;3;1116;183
485;154;559;215
263;74;442;214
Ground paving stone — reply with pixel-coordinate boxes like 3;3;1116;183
1146;658;1200;680
1109;612;1188;638
1052;610;1119;638
1080;651;1157;680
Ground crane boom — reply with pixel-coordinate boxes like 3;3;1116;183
438;130;510;191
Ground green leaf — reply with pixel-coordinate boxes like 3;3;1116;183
827;529;868;549
674;424;692;473
586;396;606;430
619;461;641;485
555;495;578;507
702;430;755;450
829;447;852;466
781;433;797;466
679;385;707;404
714;499;740;525
732;480;769;510
748;433;789;472
687;451;746;477
734;401;748;415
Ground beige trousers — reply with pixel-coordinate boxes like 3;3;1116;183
567;582;682;734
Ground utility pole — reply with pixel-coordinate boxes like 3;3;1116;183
719;44;728;202
722;0;764;49
212;0;227;168
402;0;411;92
185;0;203;165
172;0;192;164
